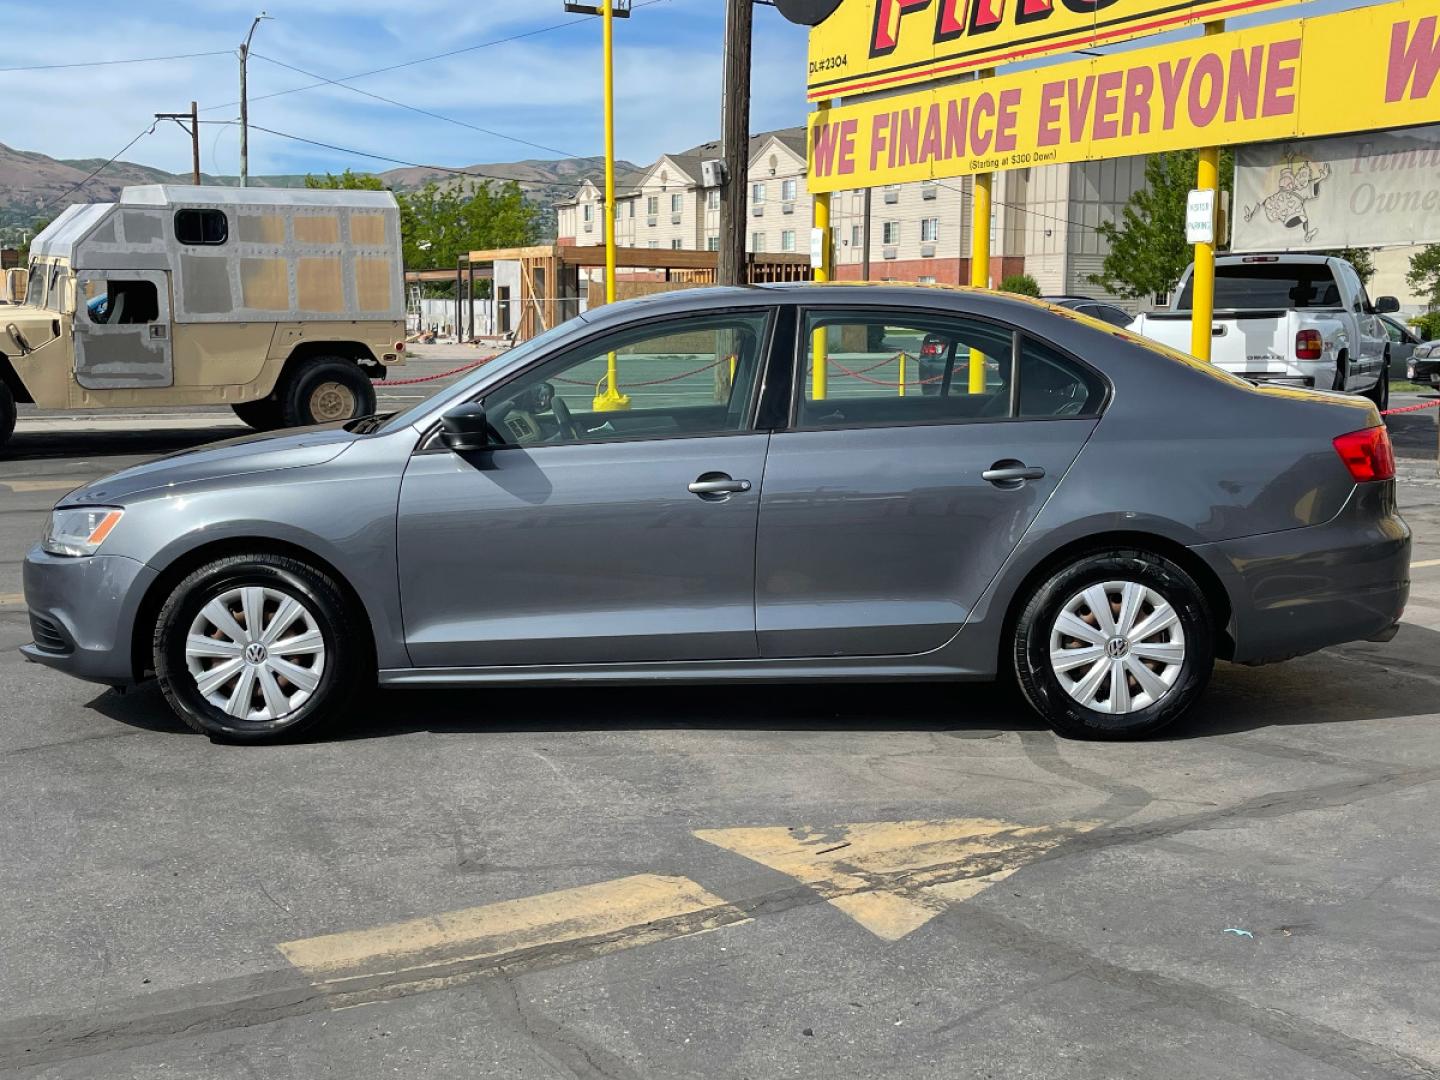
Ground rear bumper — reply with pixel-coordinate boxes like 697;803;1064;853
19;548;156;686
1193;482;1410;665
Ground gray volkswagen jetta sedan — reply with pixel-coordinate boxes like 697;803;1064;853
21;284;1410;743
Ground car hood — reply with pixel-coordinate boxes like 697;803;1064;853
58;424;359;506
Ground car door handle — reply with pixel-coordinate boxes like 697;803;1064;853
689;474;751;497
982;462;1045;487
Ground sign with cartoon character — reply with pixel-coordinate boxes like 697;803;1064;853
1234;125;1440;251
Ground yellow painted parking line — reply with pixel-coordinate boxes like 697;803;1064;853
279;873;743;984
0;478;88;493
1410;558;1440;569
0;594;25;610
696;818;1094;941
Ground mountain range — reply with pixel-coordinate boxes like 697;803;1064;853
0;142;639;241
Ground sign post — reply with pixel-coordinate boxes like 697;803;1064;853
1190;21;1225;363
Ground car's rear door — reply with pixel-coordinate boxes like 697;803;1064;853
397;307;777;668
753;307;1105;659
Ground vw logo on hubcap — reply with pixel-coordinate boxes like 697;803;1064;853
1105;638;1130;659
244;642;269;664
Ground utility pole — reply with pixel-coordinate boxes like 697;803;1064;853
861;187;872;279
154;102;202;184
716;0;752;286
239;11;270;188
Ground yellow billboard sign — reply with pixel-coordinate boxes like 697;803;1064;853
807;0;1440;192
806;0;1302;101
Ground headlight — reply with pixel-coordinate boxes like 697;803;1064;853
42;507;124;557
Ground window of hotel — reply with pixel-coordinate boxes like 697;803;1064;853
781;230;796;252
883;221;900;244
921;218;939;242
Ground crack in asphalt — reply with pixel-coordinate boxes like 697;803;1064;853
1;762;1437;1074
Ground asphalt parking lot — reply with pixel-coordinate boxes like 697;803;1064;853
1;357;1439;1079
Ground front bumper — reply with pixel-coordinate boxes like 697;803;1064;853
19;548;157;686
1193;482;1410;665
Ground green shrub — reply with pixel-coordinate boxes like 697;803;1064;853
999;273;1041;298
1408;311;1440;341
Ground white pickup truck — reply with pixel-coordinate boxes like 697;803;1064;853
1129;254;1399;409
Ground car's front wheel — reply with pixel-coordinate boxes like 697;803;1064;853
153;554;367;743
1012;549;1215;739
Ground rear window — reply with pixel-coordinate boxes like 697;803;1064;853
175;209;228;246
1177;263;1342;311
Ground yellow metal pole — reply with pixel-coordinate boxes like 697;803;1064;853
969;69;995;395
812;101;831;401
1190;21;1224;363
898;351;906;397
594;0;630;411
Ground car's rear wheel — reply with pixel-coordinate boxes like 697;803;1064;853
153;554;367;743
278;359;375;428
1012;549;1214;739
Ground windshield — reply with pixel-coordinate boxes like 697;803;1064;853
377;317;585;434
1177;262;1343;311
25;261;46;308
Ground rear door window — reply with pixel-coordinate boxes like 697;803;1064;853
795;310;1105;429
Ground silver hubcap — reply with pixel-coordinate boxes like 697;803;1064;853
309;380;357;422
185;586;326;722
1049;580;1185;715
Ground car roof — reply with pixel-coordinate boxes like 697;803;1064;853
588;281;1069;322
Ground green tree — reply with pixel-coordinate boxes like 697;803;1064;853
16;217;52;263
1407;245;1440;308
1409;311;1440;341
1088;149;1234;300
303;171;540;271
1319;248;1376;284
304;169;386;191
999;273;1041;297
400;180;539;269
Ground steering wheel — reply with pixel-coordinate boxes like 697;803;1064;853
551;394;580;441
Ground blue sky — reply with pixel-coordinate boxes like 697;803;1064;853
0;0;1357;178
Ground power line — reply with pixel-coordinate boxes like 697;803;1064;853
250;52;579;159
932;178;1106;235
209;120;606;189
202;0;672;115
0;49;231;74
41;124;156;211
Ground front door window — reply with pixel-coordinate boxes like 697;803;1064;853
481;311;771;446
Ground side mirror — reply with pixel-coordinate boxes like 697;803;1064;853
5;322;33;356
1375;296;1401;314
440;402;491;452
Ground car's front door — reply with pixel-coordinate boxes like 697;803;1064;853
754;308;1105;659
73;270;173;389
397;308;775;668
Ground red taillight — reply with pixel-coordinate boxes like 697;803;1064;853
394;341;406;352
920;341;943;358
1296;329;1323;361
1333;425;1395;482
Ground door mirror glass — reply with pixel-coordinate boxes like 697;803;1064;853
1375;295;1400;314
440;402;492;452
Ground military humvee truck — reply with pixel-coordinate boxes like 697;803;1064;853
0;185;407;447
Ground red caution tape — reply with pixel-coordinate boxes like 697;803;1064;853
1382;398;1440;416
375;355;497;386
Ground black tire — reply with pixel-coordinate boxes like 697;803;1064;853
277;358;376;428
153;554;368;743
232;398;283;431
0;379;15;448
1333;352;1349;393
1365;363;1390;411
1012;549;1215;740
